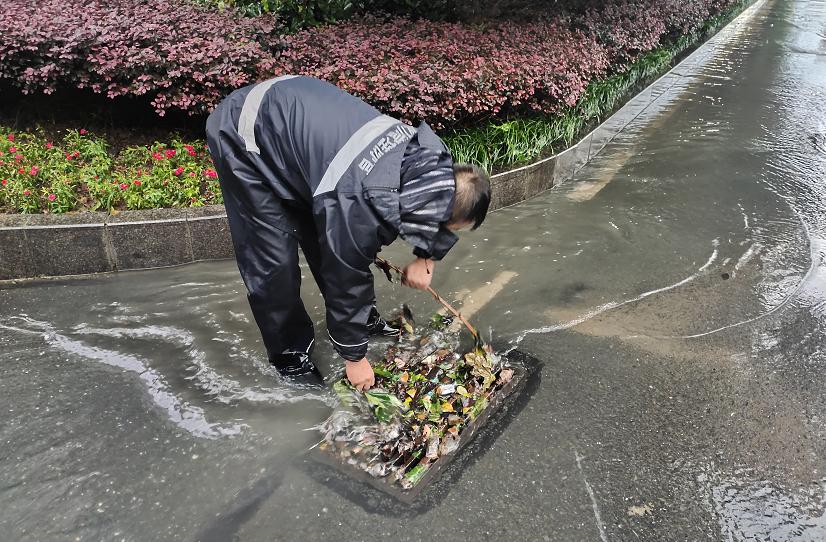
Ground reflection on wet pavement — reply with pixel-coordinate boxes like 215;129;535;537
708;469;826;540
2;0;826;539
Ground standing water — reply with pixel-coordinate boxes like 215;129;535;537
3;0;826;539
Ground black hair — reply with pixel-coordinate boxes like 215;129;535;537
452;163;491;230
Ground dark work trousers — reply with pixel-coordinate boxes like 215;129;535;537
209;149;330;370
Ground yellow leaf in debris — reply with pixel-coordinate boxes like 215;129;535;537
407;388;417;399
456;385;469;397
441;401;455;413
400;371;409;383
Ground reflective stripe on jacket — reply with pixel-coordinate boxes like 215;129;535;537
206;75;454;360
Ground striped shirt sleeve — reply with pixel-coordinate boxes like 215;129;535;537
398;142;459;260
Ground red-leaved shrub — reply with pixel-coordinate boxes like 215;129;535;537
583;1;668;63
661;0;740;34
578;0;741;63
272;17;610;128
0;0;283;115
1;0;743;125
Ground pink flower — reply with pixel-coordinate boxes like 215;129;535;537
23;189;30;196
14;154;23;161
133;180;142;186
47;193;56;202
174;167;184;176
72;151;80;159
152;152;164;161
119;183;128;190
65;152;73;160
29;166;39;176
188;172;196;177
17;168;25;174
9;146;16;153
204;169;218;178
1;179;7;186
165;149;176;158
7;134;14;142
45;142;53;150
184;145;196;156
79;129;87;135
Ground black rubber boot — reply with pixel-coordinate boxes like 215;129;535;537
271;352;324;387
366;306;401;338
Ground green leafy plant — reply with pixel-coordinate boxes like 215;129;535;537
444;113;584;173
199;0;360;27
364;390;408;423
0;128;219;214
333;380;408;423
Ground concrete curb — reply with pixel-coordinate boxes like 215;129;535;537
0;206;233;280
0;0;765;281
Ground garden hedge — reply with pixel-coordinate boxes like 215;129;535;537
2;0;739;124
0;1;283;116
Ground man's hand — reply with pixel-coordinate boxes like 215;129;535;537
402;257;434;291
346;357;375;391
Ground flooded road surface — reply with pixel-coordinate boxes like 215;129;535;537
3;0;826;539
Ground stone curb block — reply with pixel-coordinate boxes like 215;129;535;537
0;0;765;281
0;207;230;280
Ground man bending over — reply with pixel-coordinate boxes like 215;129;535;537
206;75;490;390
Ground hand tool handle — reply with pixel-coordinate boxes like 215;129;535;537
374;256;480;342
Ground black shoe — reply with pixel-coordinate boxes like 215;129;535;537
367;306;401;337
271;352;324;386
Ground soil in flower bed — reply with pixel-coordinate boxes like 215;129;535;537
314;310;527;501
1;84;205;153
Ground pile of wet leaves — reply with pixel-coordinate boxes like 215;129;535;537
317;311;516;490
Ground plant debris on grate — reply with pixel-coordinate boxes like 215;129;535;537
312;309;526;501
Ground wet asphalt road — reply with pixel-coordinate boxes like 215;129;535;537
2;0;826;540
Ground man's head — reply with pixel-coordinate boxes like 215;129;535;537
448;163;491;231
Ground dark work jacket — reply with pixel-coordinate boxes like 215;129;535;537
206;75;456;360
